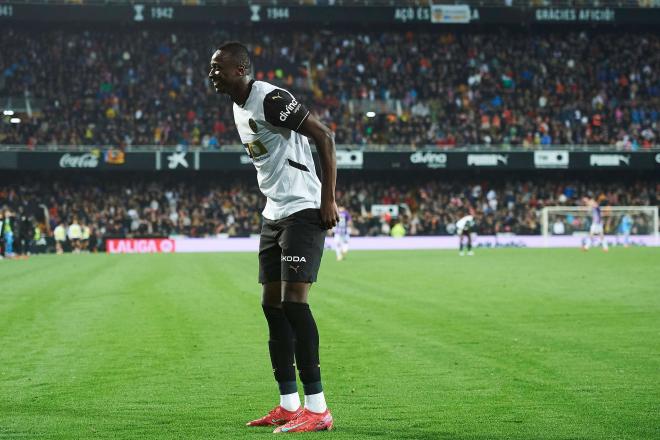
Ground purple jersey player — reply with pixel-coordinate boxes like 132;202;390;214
333;207;351;261
583;197;608;252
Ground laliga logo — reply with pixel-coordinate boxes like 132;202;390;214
279;98;299;122
59;153;99;168
250;5;261;22
134;4;144;22
281;255;307;263
167;152;189;169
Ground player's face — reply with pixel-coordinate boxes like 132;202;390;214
208;50;234;94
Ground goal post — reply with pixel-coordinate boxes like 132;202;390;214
541;206;659;247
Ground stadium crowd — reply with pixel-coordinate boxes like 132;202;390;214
0;176;656;255
1;27;659;149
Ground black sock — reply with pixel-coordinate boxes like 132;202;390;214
281;301;323;395
262;304;297;395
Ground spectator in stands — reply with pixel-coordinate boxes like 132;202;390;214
1;27;658;148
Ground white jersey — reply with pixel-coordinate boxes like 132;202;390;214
456;215;475;233
233;80;321;220
68;223;82;240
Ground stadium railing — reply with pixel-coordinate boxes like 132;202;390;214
0;144;658;152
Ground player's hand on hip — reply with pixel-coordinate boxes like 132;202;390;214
320;200;340;230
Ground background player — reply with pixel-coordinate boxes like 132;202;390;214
618;213;634;248
456;213;475;256
583;197;609;252
333;206;351;261
209;42;338;434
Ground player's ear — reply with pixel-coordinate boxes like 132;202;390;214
236;65;246;76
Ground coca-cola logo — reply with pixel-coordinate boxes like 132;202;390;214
59;153;99;168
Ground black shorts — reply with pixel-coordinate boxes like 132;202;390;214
258;208;326;284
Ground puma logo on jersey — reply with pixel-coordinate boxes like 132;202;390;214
289;265;300;273
272;92;283;100
279;98;300;122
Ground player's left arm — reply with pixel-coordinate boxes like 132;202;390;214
298;115;340;229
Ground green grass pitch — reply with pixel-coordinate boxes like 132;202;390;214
1;248;658;439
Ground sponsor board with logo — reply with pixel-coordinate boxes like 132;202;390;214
409;151;447;168
15;152;155;170
7;151;660;171
589;154;630;167
430;5;472;24
336;150;364;169
467;154;508;167
534;150;569;169
154;235;660;254
106;238;175;254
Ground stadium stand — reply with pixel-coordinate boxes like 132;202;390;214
1;174;656;253
1;27;658;148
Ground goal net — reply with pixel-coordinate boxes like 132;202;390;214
540;206;659;246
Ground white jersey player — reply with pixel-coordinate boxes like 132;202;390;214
456;214;475;256
333;207;351;261
209;42;338;433
582;198;608;252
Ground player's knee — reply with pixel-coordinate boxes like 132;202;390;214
282;282;310;303
262;281;283;307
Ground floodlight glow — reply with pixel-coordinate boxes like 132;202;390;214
3;110;14;116
366;111;376;118
10;117;21;124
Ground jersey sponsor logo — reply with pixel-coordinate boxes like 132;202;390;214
59;153;99;168
589;154;630;167
249;118;259;133
281;255;307;263
467;154;508;166
244;140;269;159
279;97;301;122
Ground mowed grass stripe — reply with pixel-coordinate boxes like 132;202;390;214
0;248;658;439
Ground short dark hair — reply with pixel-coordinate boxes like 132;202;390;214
218;41;251;73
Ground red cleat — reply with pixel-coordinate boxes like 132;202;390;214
273;408;333;433
246;405;302;427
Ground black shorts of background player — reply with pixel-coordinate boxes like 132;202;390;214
459;226;473;256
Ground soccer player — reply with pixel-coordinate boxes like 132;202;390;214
333;206;351;261
209;42;338;433
456;213;475;256
67;217;82;254
582;198;608;252
618;213;633;248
